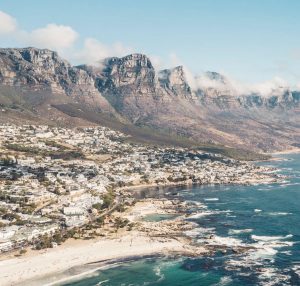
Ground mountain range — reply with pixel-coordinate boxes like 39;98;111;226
0;47;299;154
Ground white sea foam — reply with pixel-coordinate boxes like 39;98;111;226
251;234;293;242
204;235;244;247
225;256;263;272
184;227;215;237
153;265;165;282
204;198;219;202
281;250;292;255
254;209;262;213
248;246;278;259
224;230;295;281
186;200;207;208
279;179;289;184
188;210;232;219
213;276;233;286
187;211;215;218
268;241;294;247
228;229;253;235
257;267;290;286
226;253;291;286
267;212;292;216
247;234;294;261
292;265;300;278
284;182;300;186
96;280;109;285
220;218;295;285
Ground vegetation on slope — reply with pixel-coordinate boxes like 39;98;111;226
52;103;270;161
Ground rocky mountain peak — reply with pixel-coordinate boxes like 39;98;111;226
194;71;237;104
96;53;157;94
158;66;193;99
205;71;227;84
18;47;62;65
0;47;70;74
0;47;115;111
159;66;185;82
106;53;153;69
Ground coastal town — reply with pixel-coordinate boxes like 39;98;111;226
1;1;300;285
0;124;282;255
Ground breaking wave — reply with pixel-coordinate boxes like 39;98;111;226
204;198;219;202
228;228;253;235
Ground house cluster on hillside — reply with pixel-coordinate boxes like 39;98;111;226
0;124;280;253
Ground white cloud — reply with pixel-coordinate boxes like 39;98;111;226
162;53;291;97
160;52;292;97
148;55;163;70
148;52;182;72
251;77;289;97
169;52;181;67
165;53;197;89
73;38;132;66
26;24;78;51
0;11;17;34
295;82;300;90
0;11;132;65
193;73;290;97
0;11;78;52
195;73;229;91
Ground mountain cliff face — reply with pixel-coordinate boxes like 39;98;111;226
80;54;196;123
86;54;161;121
158;66;194;99
193;71;300;110
237;90;299;109
0;47;299;152
0;48;113;112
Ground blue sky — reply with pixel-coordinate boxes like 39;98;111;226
1;0;300;86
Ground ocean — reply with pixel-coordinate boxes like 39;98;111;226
63;153;300;286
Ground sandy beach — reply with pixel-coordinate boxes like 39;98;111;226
0;232;188;286
0;199;206;286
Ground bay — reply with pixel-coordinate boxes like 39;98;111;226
63;154;300;286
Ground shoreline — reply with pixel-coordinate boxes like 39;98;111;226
271;148;300;155
35;254;163;286
0;232;189;286
0;163;284;285
0;199;206;286
117;171;283;195
261;148;300;162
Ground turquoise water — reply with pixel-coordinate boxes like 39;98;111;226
63;154;300;286
142;213;179;222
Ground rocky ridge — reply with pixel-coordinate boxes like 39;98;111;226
0;47;299;152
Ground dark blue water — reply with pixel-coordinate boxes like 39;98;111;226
63;154;300;286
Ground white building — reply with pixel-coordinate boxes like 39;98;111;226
63;206;85;216
0;226;18;240
0;241;13;252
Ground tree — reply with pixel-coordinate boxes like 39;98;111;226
19;249;27;255
101;191;115;209
114;217;129;229
96;216;105;226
